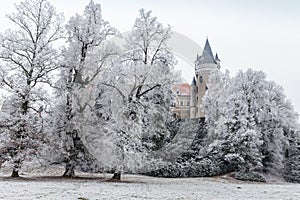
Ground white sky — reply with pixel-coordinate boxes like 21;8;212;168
1;0;300;114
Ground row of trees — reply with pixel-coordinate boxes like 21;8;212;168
1;0;299;183
146;69;300;182
203;69;299;178
0;0;178;179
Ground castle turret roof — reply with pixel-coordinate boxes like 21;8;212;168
191;77;196;85
215;53;220;61
195;38;215;65
203;38;214;59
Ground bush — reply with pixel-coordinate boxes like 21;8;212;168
235;169;266;182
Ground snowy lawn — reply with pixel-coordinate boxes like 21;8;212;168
0;171;299;200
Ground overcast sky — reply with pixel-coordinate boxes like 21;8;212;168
1;0;300;114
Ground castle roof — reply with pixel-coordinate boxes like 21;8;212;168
195;38;217;65
203;38;214;59
215;53;220;61
172;83;190;96
191;77;196;86
198;39;215;64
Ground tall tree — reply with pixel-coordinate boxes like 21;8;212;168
0;0;64;177
55;0;117;177
101;9;178;180
203;70;230;144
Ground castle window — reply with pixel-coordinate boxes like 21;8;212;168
187;101;190;106
176;90;180;95
200;75;203;83
173;113;178;119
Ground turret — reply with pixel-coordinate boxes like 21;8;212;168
190;77;197;118
193;38;220;118
215;53;221;69
195;38;219;73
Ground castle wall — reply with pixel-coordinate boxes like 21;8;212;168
172;95;191;119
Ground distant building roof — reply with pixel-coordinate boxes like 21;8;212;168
172;83;190;95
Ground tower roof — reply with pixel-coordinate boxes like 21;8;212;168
203;38;214;59
215;53;220;61
195;38;215;65
191;77;196;85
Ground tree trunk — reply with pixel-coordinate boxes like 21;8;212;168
110;171;121;181
63;162;75;177
11;169;20;178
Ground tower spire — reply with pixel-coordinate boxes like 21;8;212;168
215;53;220;61
195;38;215;65
203;38;214;59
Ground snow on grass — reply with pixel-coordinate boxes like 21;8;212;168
0;165;299;200
0;172;299;200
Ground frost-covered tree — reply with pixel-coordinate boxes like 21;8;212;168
203;70;230;144
0;0;64;177
222;70;266;171
100;9;178;180
203;69;298;178
284;129;300;183
55;0;117;177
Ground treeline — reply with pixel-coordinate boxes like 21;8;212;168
0;0;299;183
0;0;177;180
148;70;300;183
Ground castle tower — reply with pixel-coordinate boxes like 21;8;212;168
190;77;197;118
193;38;220;118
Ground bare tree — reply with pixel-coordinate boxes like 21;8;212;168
0;0;64;177
55;0;117;177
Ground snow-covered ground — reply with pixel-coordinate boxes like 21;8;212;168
0;167;299;200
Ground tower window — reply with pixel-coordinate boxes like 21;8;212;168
200;76;203;83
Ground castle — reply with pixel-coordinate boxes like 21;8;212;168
172;39;220;119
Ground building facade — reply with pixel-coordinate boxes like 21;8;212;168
172;39;220;119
